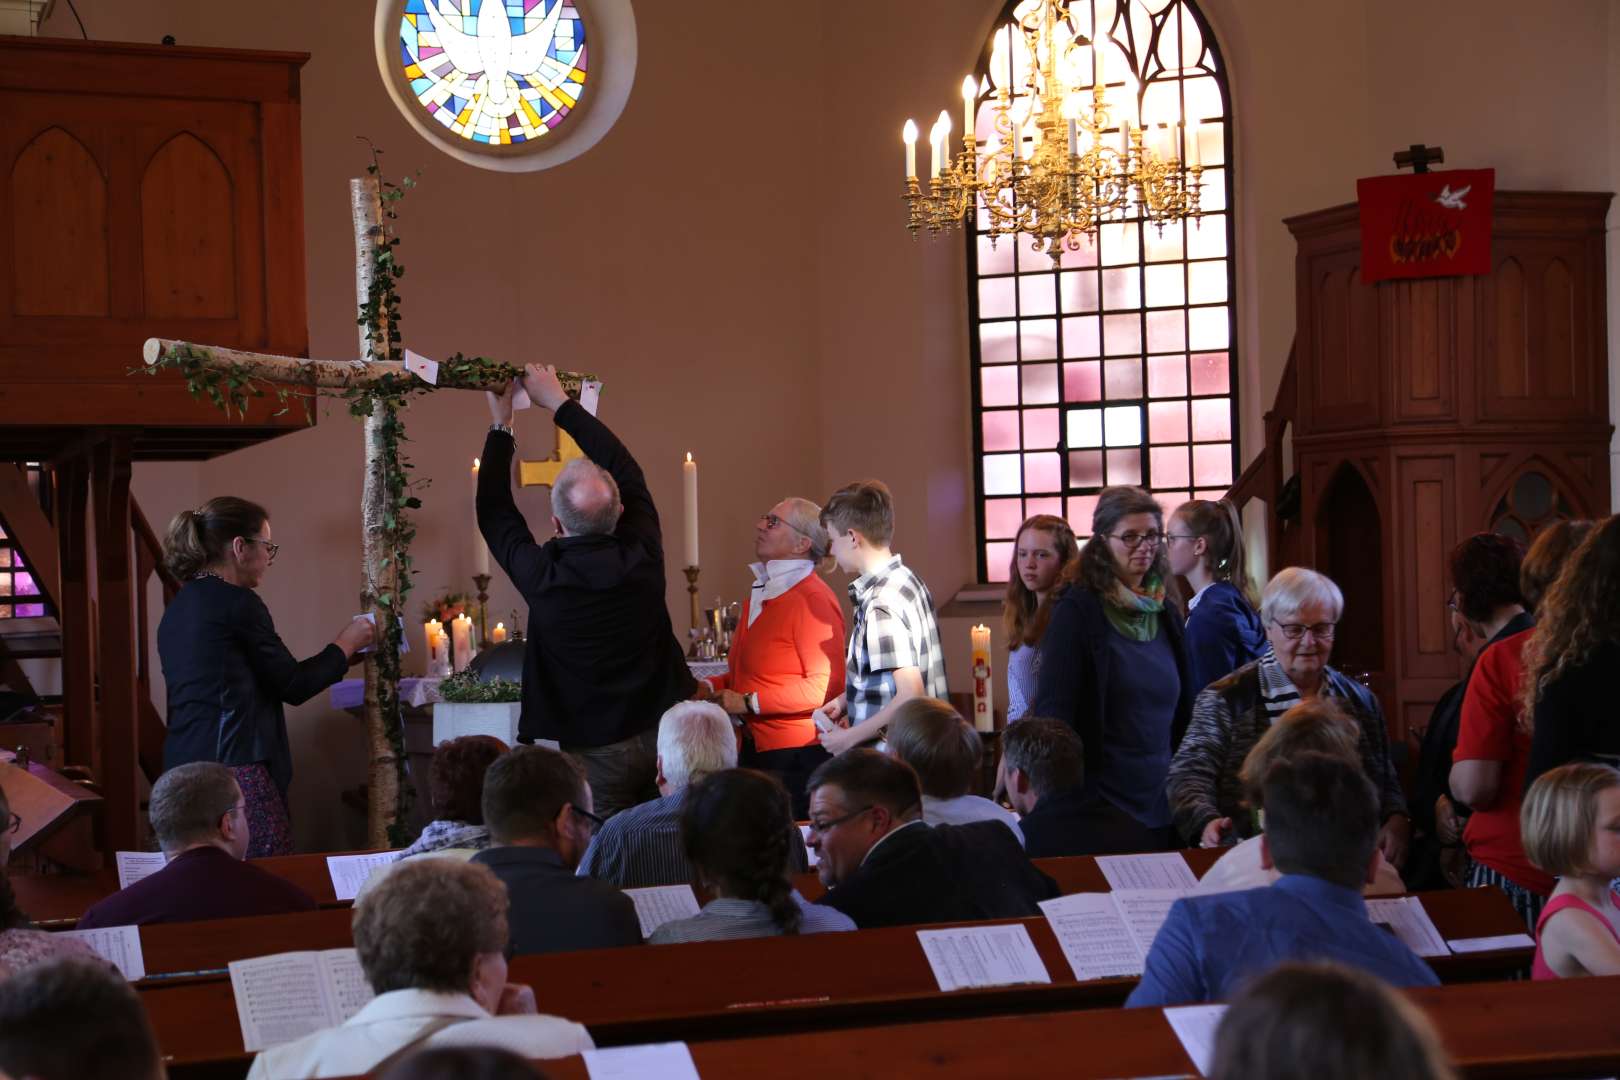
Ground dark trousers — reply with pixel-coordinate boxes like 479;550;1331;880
564;727;660;820
741;741;831;820
1080;796;1180;854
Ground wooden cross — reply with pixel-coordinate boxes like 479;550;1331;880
140;180;596;844
1393;143;1445;174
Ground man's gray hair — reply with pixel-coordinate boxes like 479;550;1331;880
777;496;831;561
1261;566;1345;625
552;458;621;536
656;701;738;791
149;762;240;852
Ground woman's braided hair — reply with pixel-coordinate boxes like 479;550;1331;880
679;768;801;935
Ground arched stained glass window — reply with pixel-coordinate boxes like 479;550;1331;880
970;0;1236;581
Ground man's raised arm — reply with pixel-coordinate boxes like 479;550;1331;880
521;364;662;555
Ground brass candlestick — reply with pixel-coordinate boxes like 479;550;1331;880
683;566;701;640
472;573;491;647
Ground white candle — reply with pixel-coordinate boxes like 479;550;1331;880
682;453;700;568
930;119;942;179
1190;122;1202;168
903;119;918;179
970;624;994;734
450;614;474;673
961;75;976;145
472;458;491;576
427;626;451;677
936;109;951;169
492;622;508;644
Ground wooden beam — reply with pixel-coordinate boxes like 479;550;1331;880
91;436;140;852
56;455;94;769
0;464;60;613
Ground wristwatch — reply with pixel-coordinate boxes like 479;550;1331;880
746;692;760;715
489;423;513;437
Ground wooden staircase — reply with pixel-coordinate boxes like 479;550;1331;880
0;456;181;853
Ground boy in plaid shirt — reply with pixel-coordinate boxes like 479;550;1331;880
817;480;949;754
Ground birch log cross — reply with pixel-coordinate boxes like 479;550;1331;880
139;171;589;847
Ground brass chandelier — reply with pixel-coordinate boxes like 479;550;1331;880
903;0;1204;265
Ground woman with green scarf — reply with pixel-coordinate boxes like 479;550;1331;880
1031;486;1193;853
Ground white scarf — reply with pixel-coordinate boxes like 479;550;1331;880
747;559;816;626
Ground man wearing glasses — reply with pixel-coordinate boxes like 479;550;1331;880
805;750;1057;929
699;497;845;816
471;745;641;956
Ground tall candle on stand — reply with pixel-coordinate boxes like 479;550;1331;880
970;624;994;734
471;459;491;576
682;453;700;568
450;613;474;673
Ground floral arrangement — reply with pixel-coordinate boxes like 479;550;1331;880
422;590;475;626
436;669;522;704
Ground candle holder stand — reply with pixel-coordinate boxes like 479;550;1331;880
683;566;701;653
472;573;491;649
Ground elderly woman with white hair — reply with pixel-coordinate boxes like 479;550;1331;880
701;496;847;816
1166;567;1410;866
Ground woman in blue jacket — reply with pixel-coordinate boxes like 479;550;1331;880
1166;499;1268;696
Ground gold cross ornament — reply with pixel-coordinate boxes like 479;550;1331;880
519;378;602;488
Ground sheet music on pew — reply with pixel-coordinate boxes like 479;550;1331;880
57;925;145;981
1366;897;1450;958
583;1041;702;1080
1095;852;1199;892
623;884;702;939
916;924;1051;992
115;850;168;890
229;948;374;1052
325;851;402;902
1163;1003;1227;1077
1038;889;1186;980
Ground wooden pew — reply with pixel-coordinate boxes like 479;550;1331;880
137;883;1532;1077
10;848;379;927
482;976;1620;1080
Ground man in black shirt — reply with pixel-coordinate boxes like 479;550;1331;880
471;745;641;956
478;364;696;818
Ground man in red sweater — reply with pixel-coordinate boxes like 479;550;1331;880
704;498;846;815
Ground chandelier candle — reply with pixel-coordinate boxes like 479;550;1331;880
970;624;994;734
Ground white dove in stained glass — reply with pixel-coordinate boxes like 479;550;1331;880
424;0;565;108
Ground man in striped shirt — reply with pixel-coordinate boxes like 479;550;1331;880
577;702;810;888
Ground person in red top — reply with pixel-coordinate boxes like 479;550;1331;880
704;498;846;816
1450;524;1589;929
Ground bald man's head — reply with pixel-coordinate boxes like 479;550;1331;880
552;459;622;536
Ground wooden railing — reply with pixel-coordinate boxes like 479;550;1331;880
0;450;179;851
1225;342;1298;569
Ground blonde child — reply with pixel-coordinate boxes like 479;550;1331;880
1522;762;1620;978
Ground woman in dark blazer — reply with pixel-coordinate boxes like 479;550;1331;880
158;496;373;856
1032;486;1194;853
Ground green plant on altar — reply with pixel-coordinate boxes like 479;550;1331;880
436;668;523;704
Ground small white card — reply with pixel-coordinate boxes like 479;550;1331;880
1366;896;1450;958
1446;933;1535;953
1096;852;1199;892
916;924;1051;992
115;850;168;890
1163;1003;1227;1077
811;708;835;733
583;1042;700;1080
325;851;402;902
624;884;702;938
403;348;439;385
353;612;408;655
58;924;146;982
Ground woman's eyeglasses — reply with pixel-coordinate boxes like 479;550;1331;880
1106;531;1163;550
241;537;280;562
